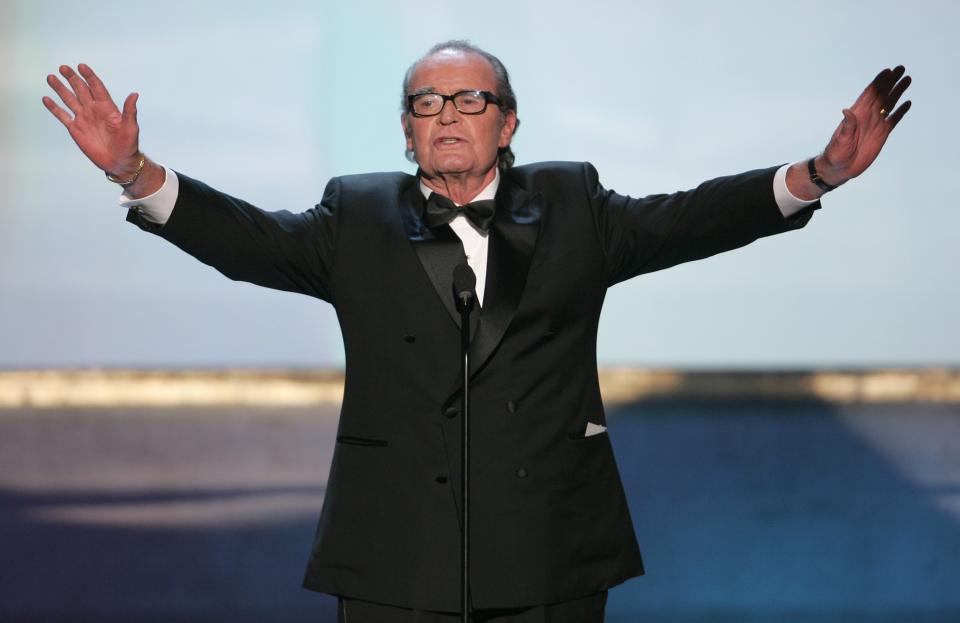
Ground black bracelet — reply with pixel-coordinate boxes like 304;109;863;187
807;158;837;192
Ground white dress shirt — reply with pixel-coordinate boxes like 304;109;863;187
419;175;498;307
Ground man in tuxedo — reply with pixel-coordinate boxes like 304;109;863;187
44;41;910;622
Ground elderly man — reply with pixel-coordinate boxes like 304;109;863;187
44;41;910;623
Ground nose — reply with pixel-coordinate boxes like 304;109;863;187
438;98;459;125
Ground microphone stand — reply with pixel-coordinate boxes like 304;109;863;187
452;264;476;623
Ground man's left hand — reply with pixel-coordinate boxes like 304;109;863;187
817;65;912;186
787;66;912;200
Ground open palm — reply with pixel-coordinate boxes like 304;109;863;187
822;66;911;183
42;64;140;175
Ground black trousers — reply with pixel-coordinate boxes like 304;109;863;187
337;592;607;623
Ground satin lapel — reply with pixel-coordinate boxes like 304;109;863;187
400;181;464;329
468;183;543;377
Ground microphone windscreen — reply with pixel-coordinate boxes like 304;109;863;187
453;263;477;298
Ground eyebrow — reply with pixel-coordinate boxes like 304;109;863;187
408;86;482;96
410;86;437;96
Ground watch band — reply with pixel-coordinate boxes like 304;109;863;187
807;157;837;192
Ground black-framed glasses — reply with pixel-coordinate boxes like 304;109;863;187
406;90;502;117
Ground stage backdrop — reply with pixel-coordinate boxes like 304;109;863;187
1;0;956;368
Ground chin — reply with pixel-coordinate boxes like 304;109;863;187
430;158;474;176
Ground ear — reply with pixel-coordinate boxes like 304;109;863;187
499;110;517;148
401;112;413;151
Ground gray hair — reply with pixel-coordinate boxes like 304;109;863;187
401;40;520;172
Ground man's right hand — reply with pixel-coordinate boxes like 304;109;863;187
43;64;164;197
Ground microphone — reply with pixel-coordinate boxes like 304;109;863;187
453;263;477;314
451;262;476;622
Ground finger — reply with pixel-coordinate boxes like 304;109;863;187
42;95;74;127
77;63;113;102
882;75;911;114
46;73;81;114
121;92;139;128
888;65;906;86
871;67;892;88
874;66;903;95
59;64;94;105
869;67;893;95
876;66;907;101
850;67;891;111
887;100;911;129
855;66;908;117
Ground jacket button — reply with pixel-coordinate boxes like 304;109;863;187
506;400;519;414
435;474;448;484
403;334;416;343
544;330;557;340
516;467;528;478
443;406;459;419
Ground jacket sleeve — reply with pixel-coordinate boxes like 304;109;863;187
126;172;341;303
584;162;819;287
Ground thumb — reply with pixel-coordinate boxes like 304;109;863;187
122;92;139;127
839;108;857;136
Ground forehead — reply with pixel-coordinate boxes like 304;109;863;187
407;50;497;93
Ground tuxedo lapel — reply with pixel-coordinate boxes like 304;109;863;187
468;182;543;377
402;175;543;392
413;225;466;330
400;181;466;329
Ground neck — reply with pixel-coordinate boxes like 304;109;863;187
420;166;498;204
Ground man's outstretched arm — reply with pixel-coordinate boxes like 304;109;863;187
590;162;812;285
591;65;913;284
43;63;340;302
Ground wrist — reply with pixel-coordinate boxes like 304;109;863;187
785;160;823;201
106;152;146;186
812;155;846;189
118;158;166;200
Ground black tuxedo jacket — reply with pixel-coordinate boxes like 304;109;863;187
128;161;817;612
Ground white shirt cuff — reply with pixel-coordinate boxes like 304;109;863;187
119;166;179;225
773;163;817;218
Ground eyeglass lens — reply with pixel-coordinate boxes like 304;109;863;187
412;92;488;116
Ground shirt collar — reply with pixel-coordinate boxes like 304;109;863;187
419;169;500;206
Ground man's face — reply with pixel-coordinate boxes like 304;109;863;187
402;51;517;182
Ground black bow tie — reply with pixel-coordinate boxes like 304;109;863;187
424;192;496;232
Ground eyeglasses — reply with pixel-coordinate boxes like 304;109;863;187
406;90;502;117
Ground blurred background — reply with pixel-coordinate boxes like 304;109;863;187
1;0;958;621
